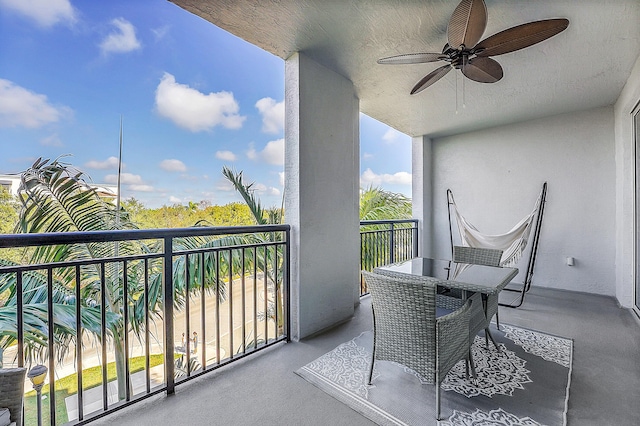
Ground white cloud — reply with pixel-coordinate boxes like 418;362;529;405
99;18;142;55
216;150;237;162
103;172;153;192
250;182;279;196
382;128;402;143
246;143;258;160
104;172;143;184
0;79;71;128
155;72;245;132
255;97;284;134
253;183;267;192
279;171;285;187
0;0;76;28
260;138;284;166
215;179;235;192
151;25;170;41
85;156;121;170
268;187;281;196
363;152;374;160
160;159;187;172
129;184;154;192
360;168;411;186
246;139;284;165
169;195;181;203
40;134;63;147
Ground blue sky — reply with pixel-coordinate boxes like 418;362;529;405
0;0;411;208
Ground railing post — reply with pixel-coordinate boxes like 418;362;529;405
413;220;419;258
16;273;24;368
285;228;291;342
163;236;175;394
389;223;395;264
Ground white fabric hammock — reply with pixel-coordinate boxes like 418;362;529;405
448;189;544;267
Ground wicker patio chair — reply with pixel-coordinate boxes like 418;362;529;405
0;367;27;426
451;245;504;349
453;246;503;267
362;271;472;421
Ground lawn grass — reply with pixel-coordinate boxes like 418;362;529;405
23;354;165;425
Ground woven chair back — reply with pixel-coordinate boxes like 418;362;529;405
0;367;27;425
453;246;503;267
362;271;438;383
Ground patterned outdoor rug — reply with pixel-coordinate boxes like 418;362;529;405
296;324;572;426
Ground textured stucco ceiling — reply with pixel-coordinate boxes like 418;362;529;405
170;0;640;138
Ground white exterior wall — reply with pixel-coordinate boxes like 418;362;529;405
285;53;360;340
614;54;640;308
0;175;21;196
429;107;617;296
412;135;433;258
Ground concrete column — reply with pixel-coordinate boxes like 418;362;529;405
285;53;360;340
412;135;433;258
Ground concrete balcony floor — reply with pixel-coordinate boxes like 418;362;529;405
92;287;640;426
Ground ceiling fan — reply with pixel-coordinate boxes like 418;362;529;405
377;0;569;95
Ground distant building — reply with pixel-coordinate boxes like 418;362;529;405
0;175;20;196
0;174;118;201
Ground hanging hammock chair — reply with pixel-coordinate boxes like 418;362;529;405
447;182;547;307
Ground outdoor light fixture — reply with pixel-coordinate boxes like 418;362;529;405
27;365;48;426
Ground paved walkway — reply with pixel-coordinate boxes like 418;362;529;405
64;365;164;422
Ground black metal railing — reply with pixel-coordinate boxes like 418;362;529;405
359;219;418;295
0;225;290;425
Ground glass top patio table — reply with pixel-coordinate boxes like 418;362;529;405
374;257;518;295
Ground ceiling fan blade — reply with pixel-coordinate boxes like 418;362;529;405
448;0;487;49
462;57;503;83
411;65;452;95
377;53;445;65
475;18;569;57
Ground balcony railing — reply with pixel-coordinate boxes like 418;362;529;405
359;219;419;295
0;225;290;425
0;219;411;424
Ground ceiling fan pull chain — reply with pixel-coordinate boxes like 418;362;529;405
455;71;459;115
462;63;466;109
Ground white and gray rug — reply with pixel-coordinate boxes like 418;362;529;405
296;324;572;426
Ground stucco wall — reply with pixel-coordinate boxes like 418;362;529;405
430;107;616;296
285;53;360;339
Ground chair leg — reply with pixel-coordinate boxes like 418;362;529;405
368;357;375;385
495;310;500;330
486;328;501;352
468;348;477;379
436;374;442;420
369;309;376;385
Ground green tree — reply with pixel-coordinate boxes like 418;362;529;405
0;187;22;266
360;186;412;221
124;199;254;229
222;166;285;333
0;187;19;234
359;186;413;293
0;158;229;401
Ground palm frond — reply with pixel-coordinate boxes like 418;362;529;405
222;166;268;225
360;186;412;222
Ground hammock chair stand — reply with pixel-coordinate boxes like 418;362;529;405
447;182;547;308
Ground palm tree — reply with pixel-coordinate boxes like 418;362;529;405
359;186;412;221
221;166;285;334
221;169;414;331
0;158;228;400
359;186;412;292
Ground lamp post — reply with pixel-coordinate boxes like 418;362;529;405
27;365;48;426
